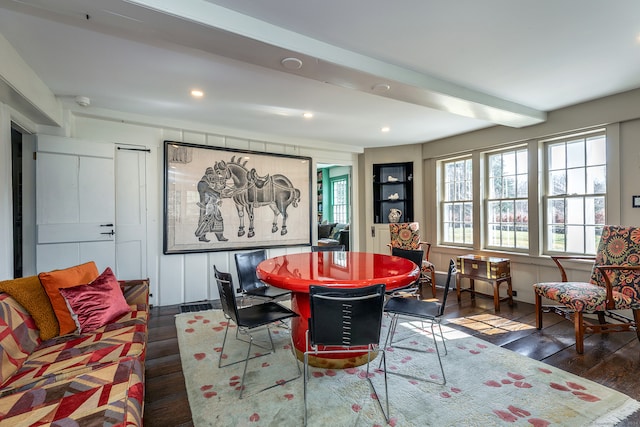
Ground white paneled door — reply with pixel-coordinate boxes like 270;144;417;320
114;145;148;280
35;136;148;279
36;136;115;273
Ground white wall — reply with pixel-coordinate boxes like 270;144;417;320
35;115;359;306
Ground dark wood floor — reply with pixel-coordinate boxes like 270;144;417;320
144;291;640;426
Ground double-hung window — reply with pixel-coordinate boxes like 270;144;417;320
544;131;606;254
441;157;473;245
437;127;609;257
486;148;529;250
330;175;349;224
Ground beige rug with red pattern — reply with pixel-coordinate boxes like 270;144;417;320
176;309;639;426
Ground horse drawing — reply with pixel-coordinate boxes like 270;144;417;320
214;157;301;238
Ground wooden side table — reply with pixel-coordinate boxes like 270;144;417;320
456;254;513;312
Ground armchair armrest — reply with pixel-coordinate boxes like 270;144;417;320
596;265;640;310
551;256;596;282
421;242;432;261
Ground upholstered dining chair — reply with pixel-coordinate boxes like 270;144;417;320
304;284;389;426
310;244;345;252
382;259;456;385
533;225;640;354
389;222;437;298
213;265;300;399
235;249;291;304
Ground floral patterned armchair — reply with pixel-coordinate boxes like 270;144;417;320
533;225;640;354
389;222;437;298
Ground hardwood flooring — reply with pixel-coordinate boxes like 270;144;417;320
144;292;640;426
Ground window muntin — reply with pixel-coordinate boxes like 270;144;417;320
441;158;473;245
486;148;528;250
330;175;348;224
545;132;606;254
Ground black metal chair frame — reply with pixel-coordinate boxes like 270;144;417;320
235;249;291;305
381;259;457;385
304;284;389;426
310;244;346;252
389;247;424;297
213;265;301;399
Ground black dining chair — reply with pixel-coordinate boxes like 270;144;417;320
310;244;345;252
389;247;424;298
213;265;301;399
235;249;291;303
304;284;389;426
381;259;457;385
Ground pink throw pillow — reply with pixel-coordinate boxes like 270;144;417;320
59;267;131;333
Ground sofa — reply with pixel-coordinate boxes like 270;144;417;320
317;222;350;250
0;262;149;426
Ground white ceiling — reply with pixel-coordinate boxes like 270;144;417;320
1;0;640;150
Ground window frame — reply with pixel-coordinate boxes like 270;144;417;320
484;146;529;252
439;156;474;247
329;174;349;224
434;124;619;258
542;129;608;256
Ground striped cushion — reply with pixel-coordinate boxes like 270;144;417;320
0;293;40;386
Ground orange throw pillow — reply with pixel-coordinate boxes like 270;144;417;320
39;261;100;335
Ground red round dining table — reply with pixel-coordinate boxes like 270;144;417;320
256;251;420;368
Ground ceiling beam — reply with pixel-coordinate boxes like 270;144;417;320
123;0;546;127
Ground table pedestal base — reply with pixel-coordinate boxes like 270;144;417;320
295;348;378;369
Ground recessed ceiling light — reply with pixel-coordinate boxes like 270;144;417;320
190;89;204;98
372;83;391;92
381;126;391;133
303;112;314;119
281;57;303;70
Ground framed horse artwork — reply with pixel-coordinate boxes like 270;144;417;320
163;141;312;253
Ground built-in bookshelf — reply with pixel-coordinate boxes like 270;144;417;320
317;169;323;223
373;162;414;224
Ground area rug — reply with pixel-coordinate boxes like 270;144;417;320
176;309;640;427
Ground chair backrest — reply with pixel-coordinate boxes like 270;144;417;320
213;265;240;325
589;225;640;295
389;222;424;251
438;259;457;316
309;284;385;347
391;247;424;269
235;249;267;292
311;245;345;252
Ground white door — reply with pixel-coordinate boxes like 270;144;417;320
114;145;148;280
36;135;115;273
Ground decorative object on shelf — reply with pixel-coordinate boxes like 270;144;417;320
388;193;399;201
388;208;402;223
387;176;398;182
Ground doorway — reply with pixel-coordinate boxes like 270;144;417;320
11;126;22;277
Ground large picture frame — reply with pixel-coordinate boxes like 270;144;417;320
163;141;312;254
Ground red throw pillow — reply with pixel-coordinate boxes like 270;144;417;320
59;267;131;333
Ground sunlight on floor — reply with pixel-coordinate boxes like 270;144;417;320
447;314;535;335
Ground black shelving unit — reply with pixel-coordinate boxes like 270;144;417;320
317;169;323;223
373;162;414;224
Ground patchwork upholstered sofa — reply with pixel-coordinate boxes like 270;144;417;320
0;261;149;425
